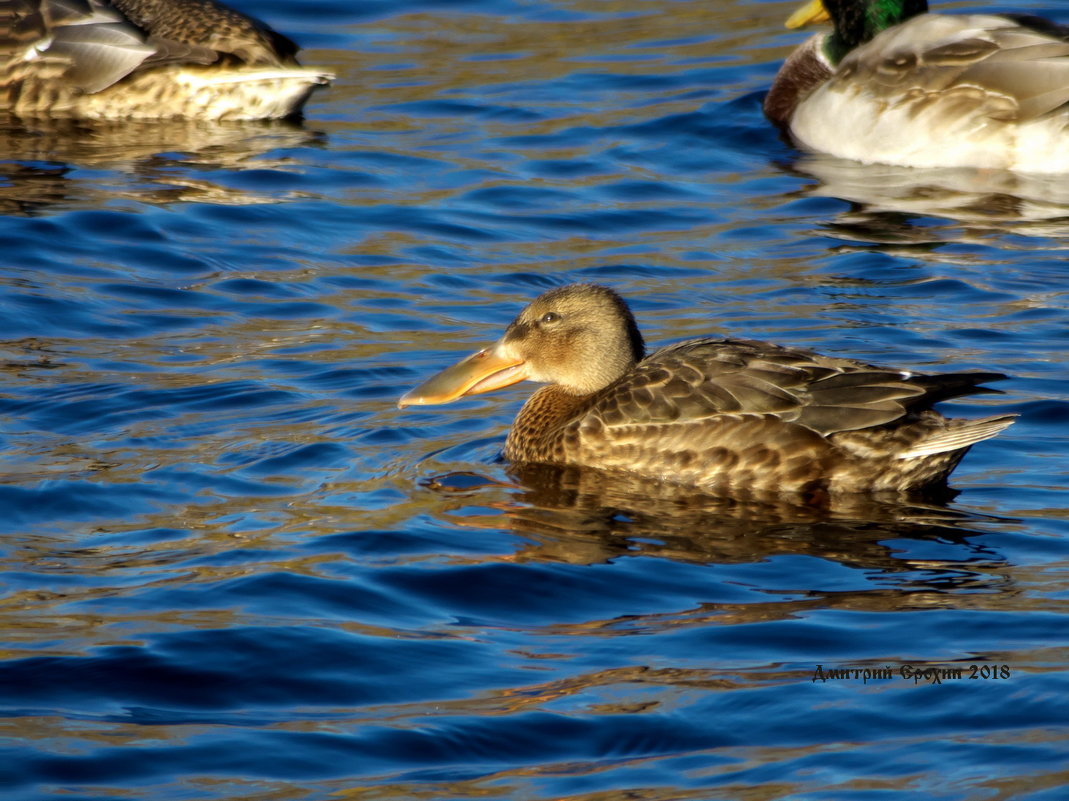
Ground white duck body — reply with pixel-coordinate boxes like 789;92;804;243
789;13;1069;172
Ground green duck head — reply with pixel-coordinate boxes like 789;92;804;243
791;0;929;64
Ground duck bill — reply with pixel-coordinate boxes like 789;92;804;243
398;342;528;408
786;0;830;29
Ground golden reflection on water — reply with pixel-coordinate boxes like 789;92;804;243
3;0;1069;235
0;3;1061;796
0;119;326;213
387;466;1035;654
0;444;1027;659
323;1;793;107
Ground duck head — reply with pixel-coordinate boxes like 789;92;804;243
399;284;646;408
789;0;928;62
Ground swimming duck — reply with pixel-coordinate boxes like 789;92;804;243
1;0;332;119
399;284;1015;496
765;0;1069;172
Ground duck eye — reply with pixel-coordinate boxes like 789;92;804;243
540;312;561;325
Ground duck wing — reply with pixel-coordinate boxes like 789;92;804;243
583;337;1002;436
834;14;1069;122
111;0;300;66
558;338;1010;491
2;0;218;93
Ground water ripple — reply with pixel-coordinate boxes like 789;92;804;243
0;1;1066;799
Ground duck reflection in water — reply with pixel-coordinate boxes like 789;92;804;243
425;465;1014;607
783;153;1069;242
401;284;1015;500
0;118;324;215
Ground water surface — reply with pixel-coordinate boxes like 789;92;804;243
1;1;1067;799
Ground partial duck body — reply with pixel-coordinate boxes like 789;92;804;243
766;0;1069;172
1;0;332;119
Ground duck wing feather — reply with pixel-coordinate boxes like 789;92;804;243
111;0;299;65
2;0;219;93
834;14;1069;122
582;338;937;437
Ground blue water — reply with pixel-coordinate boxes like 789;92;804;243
1;0;1068;798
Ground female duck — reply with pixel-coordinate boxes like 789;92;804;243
400;284;1015;496
765;0;1069;172
1;0;332;119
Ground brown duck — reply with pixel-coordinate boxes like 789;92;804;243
399;284;1016;496
1;0;332;119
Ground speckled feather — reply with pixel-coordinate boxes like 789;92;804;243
111;0;299;65
1;0;331;119
490;285;1015;495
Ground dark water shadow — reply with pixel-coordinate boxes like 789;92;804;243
0;118;327;216
426;463;1016;600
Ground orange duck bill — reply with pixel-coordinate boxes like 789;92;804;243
398;342;529;408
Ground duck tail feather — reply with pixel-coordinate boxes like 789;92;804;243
908;371;1009;405
897;414;1017;459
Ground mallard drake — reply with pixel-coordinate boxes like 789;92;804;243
399;284;1016;496
1;0;332;119
765;0;1069;172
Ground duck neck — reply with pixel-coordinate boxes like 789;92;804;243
765;34;834;128
824;0;927;64
505;385;593;462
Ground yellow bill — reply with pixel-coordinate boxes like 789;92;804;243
398;342;529;408
787;0;830;29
